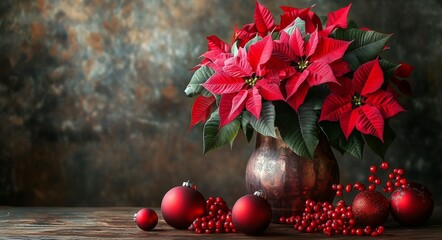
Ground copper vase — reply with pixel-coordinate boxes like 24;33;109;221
245;130;339;222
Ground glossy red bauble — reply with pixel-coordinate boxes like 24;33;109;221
352;190;390;227
232;191;272;235
161;181;206;229
134;208;158;231
390;182;434;226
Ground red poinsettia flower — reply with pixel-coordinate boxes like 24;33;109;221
279;4;351;37
196;35;232;71
233;1;276;47
274;28;351;111
319;58;405;141
279;5;322;33
202;35;284;127
387;63;414;97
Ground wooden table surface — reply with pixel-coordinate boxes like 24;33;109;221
0;207;441;239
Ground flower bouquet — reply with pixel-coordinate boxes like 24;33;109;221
185;1;413;160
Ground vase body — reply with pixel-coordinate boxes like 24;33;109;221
245;131;339;222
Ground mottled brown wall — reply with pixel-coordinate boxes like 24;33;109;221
0;0;441;206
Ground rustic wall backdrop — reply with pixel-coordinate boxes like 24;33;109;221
1;0;441;206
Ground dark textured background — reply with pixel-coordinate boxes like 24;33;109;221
0;0;441;207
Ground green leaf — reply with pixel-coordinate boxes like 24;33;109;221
284;17;306;37
304;85;330;111
363;121;396;159
320;121;364;159
203;111;240;154
244;125;254;142
333;29;392;70
298;105;320;158
185;66;214;97
240;113;254;142
244;35;262;52
319;121;345;155
340;131;364;159
231;41;239;57
319;16;327;29
275;102;319;158
242;101;277;138
347;20;359;29
379;59;399;81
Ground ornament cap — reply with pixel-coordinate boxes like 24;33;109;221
253;190;265;198
182;180;196;190
133;213;137;222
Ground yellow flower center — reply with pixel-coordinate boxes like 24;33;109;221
352;95;365;108
245;76;259;87
297;60;310;71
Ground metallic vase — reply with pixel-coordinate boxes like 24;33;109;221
245;130;340;222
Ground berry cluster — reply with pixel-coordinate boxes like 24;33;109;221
282;161;409;237
280;199;385;236
188;196;237;234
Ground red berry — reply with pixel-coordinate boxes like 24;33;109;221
400;178;407;185
337;184;344;191
364;226;373;235
189;196;236;234
223;221;230;229
370;165;377;173
374;178;382;185
345;184;353;193
380;162;389;170
377;226;385;234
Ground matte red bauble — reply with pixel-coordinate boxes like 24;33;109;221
232;190;272;235
352;190;390;227
134;208;158;231
390;182;434;226
161;181;206;229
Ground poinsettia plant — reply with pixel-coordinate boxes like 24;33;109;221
185;1;413;159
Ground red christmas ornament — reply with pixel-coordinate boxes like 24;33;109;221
134;208;158;231
352;190;390;227
390;182;434;226
232;190;272;235
161;181;206;229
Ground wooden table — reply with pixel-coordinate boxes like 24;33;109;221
0;207;441;239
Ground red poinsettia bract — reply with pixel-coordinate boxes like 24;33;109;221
202;36;284;127
189;95;216;130
319;58;405;141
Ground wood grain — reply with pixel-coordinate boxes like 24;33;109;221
0;207;441;239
